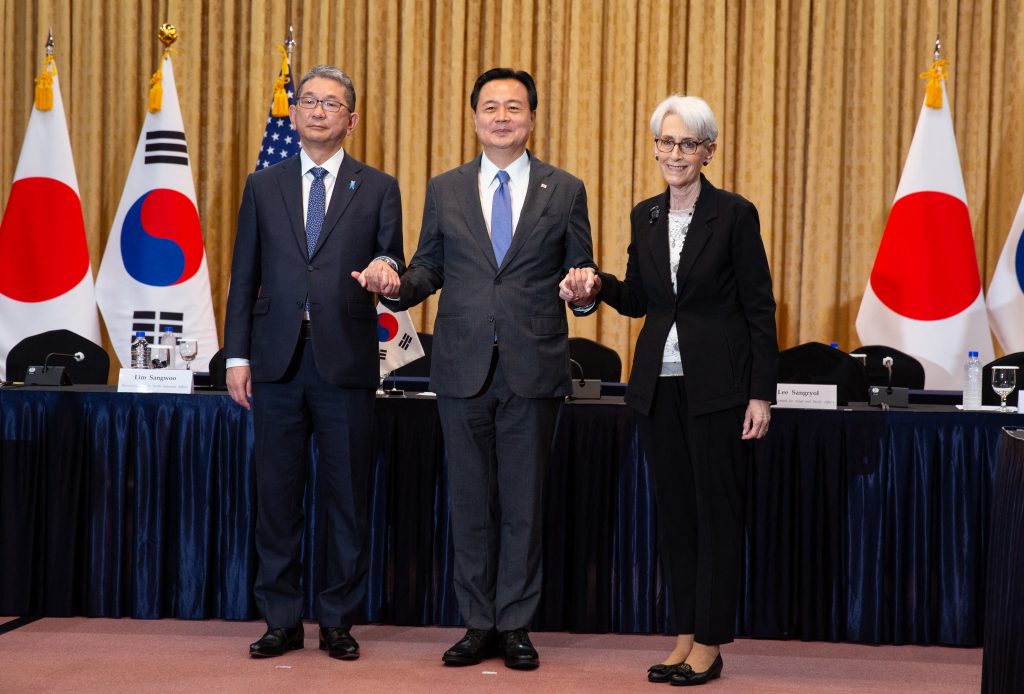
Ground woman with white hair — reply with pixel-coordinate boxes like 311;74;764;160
576;95;778;685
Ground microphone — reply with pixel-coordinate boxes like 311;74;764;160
43;351;85;370
882;356;894;392
568;358;585;386
25;351;84;386
648;205;660;225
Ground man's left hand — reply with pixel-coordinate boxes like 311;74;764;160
741;399;771;440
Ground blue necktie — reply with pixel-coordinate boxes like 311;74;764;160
491;170;512;265
306;166;327;257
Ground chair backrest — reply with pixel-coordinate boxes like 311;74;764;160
852;345;926;390
6;329;110;384
206;347;227;389
394;332;432;378
777;341;868;404
981;351;1024;406
569;337;622;383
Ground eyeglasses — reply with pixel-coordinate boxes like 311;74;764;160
654;137;706;154
297;96;349;113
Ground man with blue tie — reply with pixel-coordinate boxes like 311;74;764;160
379;68;599;670
224;65;403;660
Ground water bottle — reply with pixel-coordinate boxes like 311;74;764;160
131;331;148;369
158;327;177;368
963;351;982;410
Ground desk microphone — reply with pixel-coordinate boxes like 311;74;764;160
882;356;894;392
569;358;586;386
44;351;85;370
24;351;84;386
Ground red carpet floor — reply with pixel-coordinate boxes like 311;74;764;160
0;617;981;693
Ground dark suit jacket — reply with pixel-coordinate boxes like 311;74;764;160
599;175;778;416
224;152;403;389
385;153;596;399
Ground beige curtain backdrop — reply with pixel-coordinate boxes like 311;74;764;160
2;0;1023;378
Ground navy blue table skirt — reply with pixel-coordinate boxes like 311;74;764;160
0;387;1016;645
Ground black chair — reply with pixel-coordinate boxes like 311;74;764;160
982;352;1024;407
6;329;110;384
569;337;622;383
394;332;432;378
851;345;926;390
777;341;869;404
205;347;227;389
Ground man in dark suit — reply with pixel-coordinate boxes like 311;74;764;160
378;68;598;670
224;65;403;660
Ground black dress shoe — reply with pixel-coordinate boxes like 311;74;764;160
500;629;539;670
319;627;359;660
670;654;723;686
648;662;684;683
249;625;304;658
442;628;498;665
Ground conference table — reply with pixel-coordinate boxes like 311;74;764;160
0;385;1018;646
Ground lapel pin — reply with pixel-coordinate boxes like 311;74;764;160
540;183;548;189
349;180;357;190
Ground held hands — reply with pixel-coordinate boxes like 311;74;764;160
559;267;601;306
741;398;771;440
351;259;400;297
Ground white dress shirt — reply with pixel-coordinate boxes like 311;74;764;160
478;150;531;237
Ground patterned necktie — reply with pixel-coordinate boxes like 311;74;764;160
491;170;512;265
306;166;328;257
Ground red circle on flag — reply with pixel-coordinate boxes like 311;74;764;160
870;191;981;320
0;177;90;302
377;312;399;342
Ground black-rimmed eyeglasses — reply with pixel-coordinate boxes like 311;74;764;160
297;96;349;113
654;137;706;154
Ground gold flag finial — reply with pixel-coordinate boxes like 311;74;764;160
149;24;178;112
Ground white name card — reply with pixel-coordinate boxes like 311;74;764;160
775;383;838;409
117;368;194;394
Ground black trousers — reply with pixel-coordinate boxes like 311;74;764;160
437;348;561;632
634;376;748;645
251;334;374;630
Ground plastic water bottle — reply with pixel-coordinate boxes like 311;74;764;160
963;351;982;410
158;327;177;368
131;331;148;369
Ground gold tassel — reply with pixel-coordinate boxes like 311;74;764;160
148;57;164;113
271;44;291;117
919;58;948;109
34;55;56;111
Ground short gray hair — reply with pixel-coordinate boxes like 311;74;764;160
649;95;718;142
295;65;356;112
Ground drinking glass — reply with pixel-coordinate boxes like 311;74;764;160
177;338;199;370
991;365;1018;412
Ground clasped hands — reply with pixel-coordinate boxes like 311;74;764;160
351;259;400;297
559;267;601;307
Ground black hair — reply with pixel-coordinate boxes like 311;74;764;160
470;68;538;111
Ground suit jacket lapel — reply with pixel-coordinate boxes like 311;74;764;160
676;175;718;295
276;156;308;258
453;156;499;270
312;154;362;257
499;153;554;272
643;191;674;296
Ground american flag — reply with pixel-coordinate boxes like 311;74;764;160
255;69;300;170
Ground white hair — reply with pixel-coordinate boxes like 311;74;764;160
649;95;718;141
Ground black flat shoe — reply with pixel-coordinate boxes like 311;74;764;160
442;628;498;666
670;654;723;686
500;629;539;670
648;662;684;683
249;625;304;658
319;627;359;660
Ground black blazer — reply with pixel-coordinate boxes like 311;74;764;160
599;175;778;416
224;153;404;388
385;153;597;399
